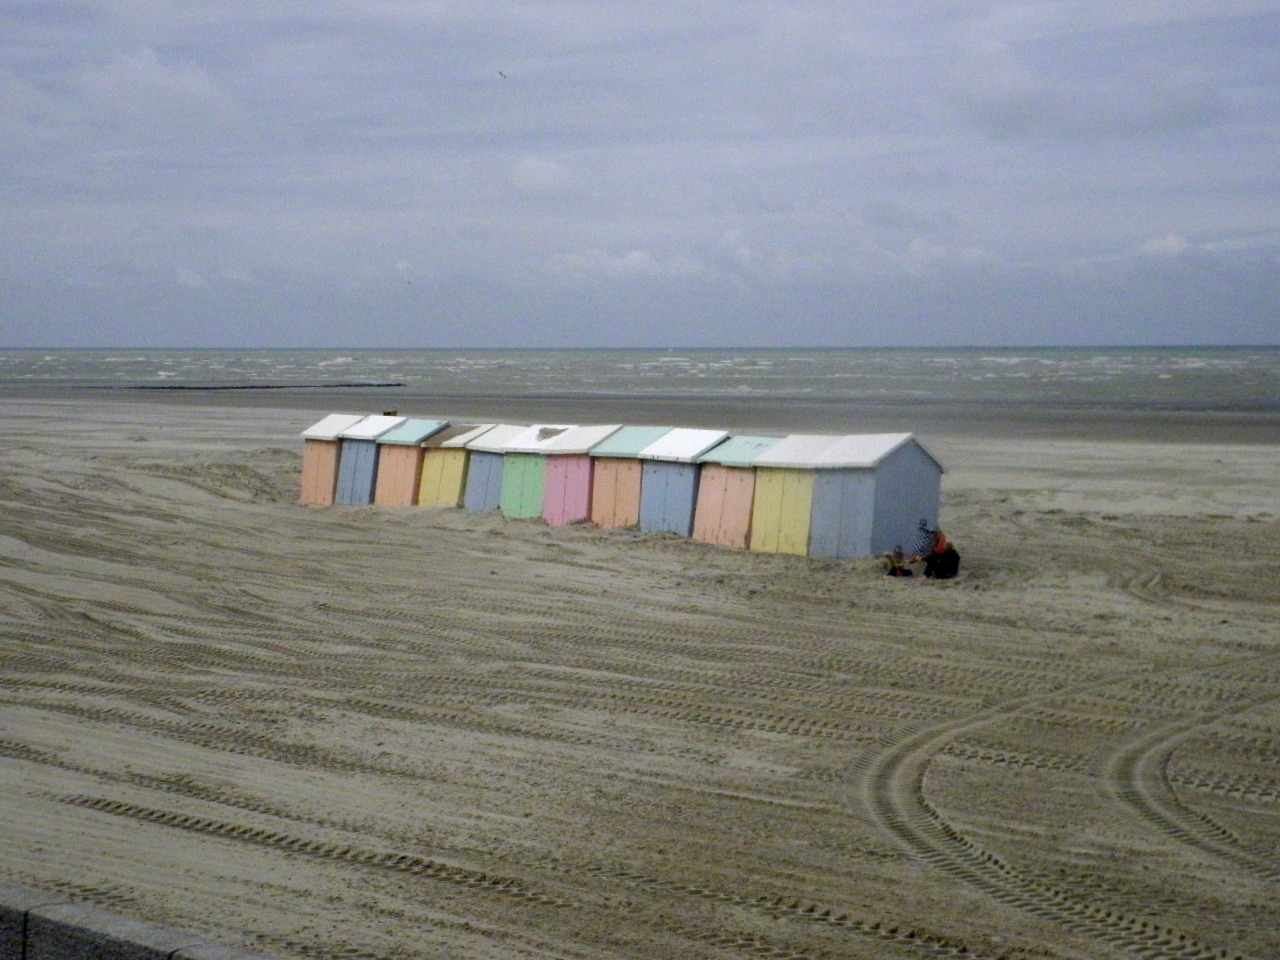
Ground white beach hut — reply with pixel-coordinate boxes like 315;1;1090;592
750;432;943;558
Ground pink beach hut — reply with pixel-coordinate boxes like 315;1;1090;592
372;418;449;507
691;434;782;549
527;424;622;527
299;413;365;506
588;426;674;529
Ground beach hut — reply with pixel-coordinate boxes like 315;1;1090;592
299;413;365;506
588;426;674;529
372;418;449;507
530;424;623;527
416;423;492;509
750;433;943;559
691;435;782;550
461;424;527;513
637;428;729;536
496;424;578;520
334;414;407;506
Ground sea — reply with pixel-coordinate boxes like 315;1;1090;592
1;346;1276;442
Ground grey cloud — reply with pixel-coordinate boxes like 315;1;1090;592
1;2;1277;346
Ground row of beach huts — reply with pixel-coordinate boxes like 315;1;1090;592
299;413;944;559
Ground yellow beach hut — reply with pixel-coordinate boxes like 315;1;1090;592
416;423;492;509
372;418;449;507
750;433;943;558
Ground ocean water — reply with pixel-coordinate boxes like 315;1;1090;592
1;347;1276;409
1;347;1276;441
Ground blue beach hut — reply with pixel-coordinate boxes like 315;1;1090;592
588;425;674;529
636;428;729;536
751;433;944;558
461;424;527;513
334;414;407;505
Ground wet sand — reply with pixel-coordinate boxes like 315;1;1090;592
0;396;1277;960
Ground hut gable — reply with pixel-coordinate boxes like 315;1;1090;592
696;434;782;467
301;413;365;440
339;415;407;442
504;424;575;454
637;428;729;463
589;426;673;458
464;423;529;453
375;418;449;446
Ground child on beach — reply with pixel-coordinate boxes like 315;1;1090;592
913;530;961;580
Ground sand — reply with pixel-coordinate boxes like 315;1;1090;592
0;398;1277;960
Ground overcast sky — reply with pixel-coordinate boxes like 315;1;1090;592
3;2;1278;348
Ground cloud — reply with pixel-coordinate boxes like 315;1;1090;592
1137;232;1194;258
0;2;1277;346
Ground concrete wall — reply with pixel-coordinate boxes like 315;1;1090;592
0;885;273;960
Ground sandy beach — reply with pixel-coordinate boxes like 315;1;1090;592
1;396;1277;960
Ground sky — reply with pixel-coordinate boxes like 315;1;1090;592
2;1;1279;348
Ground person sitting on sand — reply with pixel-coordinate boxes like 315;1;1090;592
914;530;960;580
884;545;913;577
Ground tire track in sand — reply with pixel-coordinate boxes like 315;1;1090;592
843;697;1254;960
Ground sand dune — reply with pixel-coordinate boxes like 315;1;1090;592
0;399;1277;960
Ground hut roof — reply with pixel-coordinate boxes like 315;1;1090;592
696;434;783;467
425;423;488;448
753;433;944;471
464;423;528;453
531;423;623;454
376;418;449;445
590;425;674;457
339;414;408;440
300;413;366;440
638;427;729;463
503;424;577;453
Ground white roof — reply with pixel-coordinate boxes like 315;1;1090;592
301;413;366;440
438;423;496;448
502;424;576;453
464;423;528;453
753;432;943;470
507;423;623;455
637;427;729;463
339;414;407;441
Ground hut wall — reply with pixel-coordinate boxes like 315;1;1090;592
463;451;505;512
750;468;814;556
418;448;469;508
871;443;941;554
334;439;381;505
500;453;547;519
372;445;424;507
691;464;757;549
808;470;875;559
590;458;643;529
543;455;593;527
639;461;700;536
300;440;342;506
